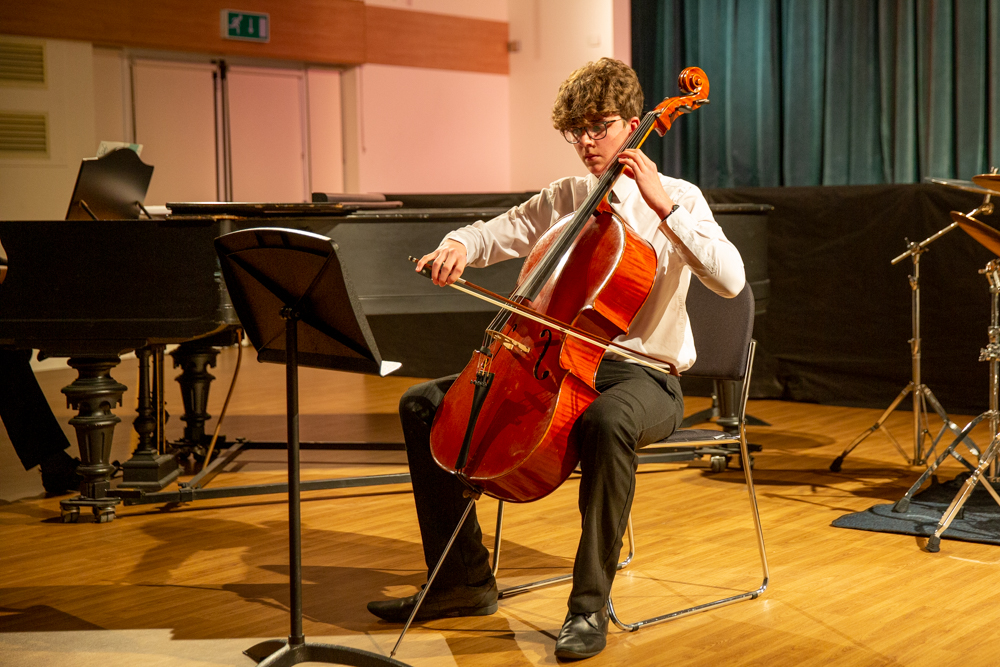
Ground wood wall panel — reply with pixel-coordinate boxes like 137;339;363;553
0;2;510;74
0;0;367;66
0;0;134;46
365;6;509;75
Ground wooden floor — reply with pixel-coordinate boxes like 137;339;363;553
2;346;1000;666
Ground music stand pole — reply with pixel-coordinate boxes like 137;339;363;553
217;228;411;667
244;311;410;667
284;307;304;647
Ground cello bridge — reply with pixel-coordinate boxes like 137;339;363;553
486;329;529;354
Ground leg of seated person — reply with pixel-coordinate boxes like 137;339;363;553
367;376;496;622
0;349;78;493
557;360;683;658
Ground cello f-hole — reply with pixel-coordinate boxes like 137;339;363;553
533;329;552;380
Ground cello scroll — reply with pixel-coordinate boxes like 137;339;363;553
653;66;710;136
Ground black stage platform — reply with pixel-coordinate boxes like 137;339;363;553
707;183;995;413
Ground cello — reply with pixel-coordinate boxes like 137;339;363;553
427;67;711;503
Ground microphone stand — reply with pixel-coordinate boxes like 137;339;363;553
829;199;994;472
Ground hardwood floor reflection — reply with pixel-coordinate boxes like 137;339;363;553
1;345;998;666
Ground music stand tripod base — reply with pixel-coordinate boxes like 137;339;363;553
245;640;410;667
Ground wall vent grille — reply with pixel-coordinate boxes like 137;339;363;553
0;42;45;85
0;113;48;155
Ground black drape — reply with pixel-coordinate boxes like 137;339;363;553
705;183;993;414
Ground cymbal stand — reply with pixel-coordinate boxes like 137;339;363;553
923;258;1000;551
830;209;991;472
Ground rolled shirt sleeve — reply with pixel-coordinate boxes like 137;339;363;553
661;182;745;298
442;178;591;267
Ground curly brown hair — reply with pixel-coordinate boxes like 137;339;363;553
551;57;644;131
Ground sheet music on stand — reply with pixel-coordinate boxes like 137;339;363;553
65;147;153;221
223;228;400;376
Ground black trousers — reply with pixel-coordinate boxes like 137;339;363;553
399;359;684;614
0;349;72;470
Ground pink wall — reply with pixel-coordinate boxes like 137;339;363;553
507;0;619;191
340;1;631;196
308;68;345;195
350;64;510;194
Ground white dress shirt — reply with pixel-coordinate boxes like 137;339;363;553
442;173;745;372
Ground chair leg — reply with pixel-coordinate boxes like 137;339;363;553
608;434;769;630
492;499;635;600
608;343;769;631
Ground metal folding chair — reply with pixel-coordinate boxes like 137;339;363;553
488;279;769;632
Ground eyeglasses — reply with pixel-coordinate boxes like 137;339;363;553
561;118;624;144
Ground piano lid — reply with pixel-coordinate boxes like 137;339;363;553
166;201;403;218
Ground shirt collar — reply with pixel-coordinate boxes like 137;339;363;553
610;174;636;204
585;171;637;205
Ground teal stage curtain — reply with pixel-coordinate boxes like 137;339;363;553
632;0;1000;187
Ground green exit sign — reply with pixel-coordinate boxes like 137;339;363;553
221;10;270;43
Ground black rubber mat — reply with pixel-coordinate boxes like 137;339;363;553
832;474;1000;546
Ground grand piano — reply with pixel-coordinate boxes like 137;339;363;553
194;193;770;379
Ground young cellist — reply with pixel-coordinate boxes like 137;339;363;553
367;57;745;660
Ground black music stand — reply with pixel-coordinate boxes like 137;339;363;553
216;228;408;667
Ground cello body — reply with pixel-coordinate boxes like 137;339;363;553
430;210;656;502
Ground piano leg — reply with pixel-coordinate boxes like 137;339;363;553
170;341;220;453
119;346;180;490
58;356;126;523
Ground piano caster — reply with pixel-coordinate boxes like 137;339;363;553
59;497;120;523
93;505;115;523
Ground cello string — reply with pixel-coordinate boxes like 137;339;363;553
490;110;662;338
445;278;676;376
407;256;679;374
511;109;662;304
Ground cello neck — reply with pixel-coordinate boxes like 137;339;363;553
513;66;709;302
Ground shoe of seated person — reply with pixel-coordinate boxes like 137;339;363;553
554;605;609;660
39;450;82;496
367;577;498;622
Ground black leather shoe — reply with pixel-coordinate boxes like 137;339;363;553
554;605;609;660
367;578;498;622
40;451;81;496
